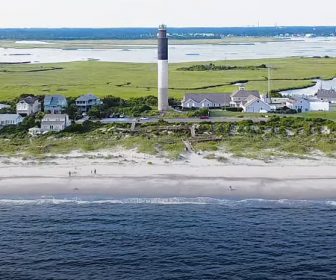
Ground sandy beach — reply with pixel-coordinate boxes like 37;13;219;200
1;149;336;200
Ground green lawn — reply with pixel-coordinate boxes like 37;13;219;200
0;57;336;102
298;111;336;121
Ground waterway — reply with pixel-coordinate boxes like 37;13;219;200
281;78;336;96
1;37;336;64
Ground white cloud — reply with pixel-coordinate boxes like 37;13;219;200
0;0;335;27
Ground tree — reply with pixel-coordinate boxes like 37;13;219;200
66;104;80;121
88;106;101;119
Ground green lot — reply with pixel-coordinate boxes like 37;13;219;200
0;57;336;102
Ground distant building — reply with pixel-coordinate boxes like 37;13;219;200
291;97;329;112
0;114;24;127
230;87;260;107
242;96;271;113
181;93;231;109
28;127;43;136
0;104;10;110
76;94;102;113
315;89;336;103
16;96;41;116
266;97;291;110
41;114;71;132
44;95;68;114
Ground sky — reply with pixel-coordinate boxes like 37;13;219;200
0;0;335;28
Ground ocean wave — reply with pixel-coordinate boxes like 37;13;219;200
326;201;336;207
0;197;334;207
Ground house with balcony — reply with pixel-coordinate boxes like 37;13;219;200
76;94;102;113
44;95;68;114
16;96;41;116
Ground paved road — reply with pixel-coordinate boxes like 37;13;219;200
99;117;269;124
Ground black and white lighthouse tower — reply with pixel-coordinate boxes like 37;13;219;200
158;24;169;111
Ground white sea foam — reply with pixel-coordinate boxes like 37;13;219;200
15;41;53;45
326;201;336;207
0;197;332;207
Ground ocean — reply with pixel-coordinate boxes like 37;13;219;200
0;27;336;40
1;198;336;279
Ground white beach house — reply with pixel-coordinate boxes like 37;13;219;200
41;114;71;132
0;114;24;127
16;96;41;116
0;104;11;110
181;93;231;109
292;97;329;112
230;87;260;108
242;96;272;113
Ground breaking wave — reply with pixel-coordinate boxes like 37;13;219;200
0;197;335;207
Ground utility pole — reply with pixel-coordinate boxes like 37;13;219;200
267;66;272;104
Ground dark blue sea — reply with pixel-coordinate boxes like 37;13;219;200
1;198;336;280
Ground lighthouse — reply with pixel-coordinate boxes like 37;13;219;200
158;24;169;111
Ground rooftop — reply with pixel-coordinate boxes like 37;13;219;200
19;96;39;105
184;93;231;104
76;94;99;102
231;89;260;99
0;114;22;121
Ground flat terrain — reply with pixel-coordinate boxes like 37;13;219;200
0;57;336;101
0;37;288;49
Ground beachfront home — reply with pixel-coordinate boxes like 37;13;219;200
315;89;336;103
44;95;68;114
292;97;329;112
0;114;24;127
41;114;71;132
16;96;41;116
242;96;271;113
181;93;231;109
230;86;260;107
76;94;102;113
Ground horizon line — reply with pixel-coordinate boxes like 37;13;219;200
0;25;336;29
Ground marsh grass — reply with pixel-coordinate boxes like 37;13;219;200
1;57;336;101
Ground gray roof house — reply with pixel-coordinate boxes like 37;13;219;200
230;87;260;107
76;94;102;113
0;114;24;127
41;114;71;132
44;95;68;114
16;96;41;116
182;93;231;108
315;89;336;102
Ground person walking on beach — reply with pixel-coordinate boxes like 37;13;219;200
94;169;97;175
69;171;72;177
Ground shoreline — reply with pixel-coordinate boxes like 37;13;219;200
1;150;336;200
